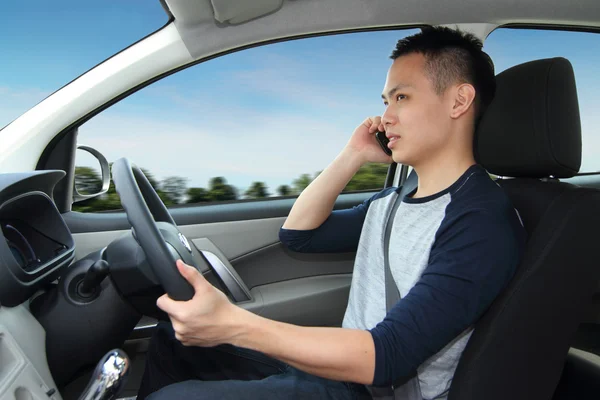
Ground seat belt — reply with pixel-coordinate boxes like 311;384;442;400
369;169;421;400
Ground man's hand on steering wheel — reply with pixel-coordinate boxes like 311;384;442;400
157;259;244;347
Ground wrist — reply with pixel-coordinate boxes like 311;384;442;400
339;146;367;171
228;305;264;348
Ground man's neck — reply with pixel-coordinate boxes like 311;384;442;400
412;154;476;199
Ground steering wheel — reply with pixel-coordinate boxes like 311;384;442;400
111;157;207;301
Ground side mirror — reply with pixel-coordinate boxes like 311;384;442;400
73;145;110;203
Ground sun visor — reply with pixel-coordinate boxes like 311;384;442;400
210;0;283;24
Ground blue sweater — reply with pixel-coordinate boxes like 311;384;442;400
279;165;526;398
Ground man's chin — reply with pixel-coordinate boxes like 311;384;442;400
391;152;414;167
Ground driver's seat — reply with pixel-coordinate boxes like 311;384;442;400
448;58;600;399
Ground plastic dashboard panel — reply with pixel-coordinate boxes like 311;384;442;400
0;170;75;307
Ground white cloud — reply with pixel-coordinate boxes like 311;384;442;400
78;107;362;192
70;56;384;194
232;68;348;110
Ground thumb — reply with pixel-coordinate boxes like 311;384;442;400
176;259;207;292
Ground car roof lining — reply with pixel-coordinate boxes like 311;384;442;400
164;0;600;60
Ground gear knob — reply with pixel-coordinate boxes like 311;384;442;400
78;349;130;400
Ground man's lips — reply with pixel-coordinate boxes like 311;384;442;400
386;133;400;147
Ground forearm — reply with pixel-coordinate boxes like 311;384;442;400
282;148;364;230
231;307;375;385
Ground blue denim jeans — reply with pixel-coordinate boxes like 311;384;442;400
137;321;372;399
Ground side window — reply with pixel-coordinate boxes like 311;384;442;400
74;29;420;212
484;28;599;173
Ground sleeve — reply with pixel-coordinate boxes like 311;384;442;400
278;187;396;253
369;208;526;386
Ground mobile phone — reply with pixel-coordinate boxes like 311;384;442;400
375;131;392;156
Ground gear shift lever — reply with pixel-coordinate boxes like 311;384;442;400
78;349;130;400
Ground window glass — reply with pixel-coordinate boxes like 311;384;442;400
484;28;600;173
74;29;420;212
0;0;167;128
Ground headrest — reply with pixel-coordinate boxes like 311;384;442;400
476;57;581;178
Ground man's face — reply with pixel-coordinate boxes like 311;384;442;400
381;53;453;166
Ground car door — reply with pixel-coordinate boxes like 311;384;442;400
64;191;373;329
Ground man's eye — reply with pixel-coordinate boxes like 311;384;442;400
397;94;407;101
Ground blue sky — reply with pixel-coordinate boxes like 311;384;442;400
0;0;166;94
1;1;599;194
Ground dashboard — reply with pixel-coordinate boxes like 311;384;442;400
0;170;142;399
0;171;75;307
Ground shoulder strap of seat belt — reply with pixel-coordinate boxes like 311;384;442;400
383;195;403;310
384;169;418;310
383;169;421;400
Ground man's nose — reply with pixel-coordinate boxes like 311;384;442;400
381;106;395;127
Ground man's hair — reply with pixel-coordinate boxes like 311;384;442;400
390;27;496;123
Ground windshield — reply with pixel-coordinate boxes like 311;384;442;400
0;0;167;129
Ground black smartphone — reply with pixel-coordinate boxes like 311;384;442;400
375;131;392;156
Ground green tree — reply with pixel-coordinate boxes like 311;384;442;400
140;168;160;191
186;187;211;203
74;166;102;195
245;182;270;199
72;165;177;212
135;169;175;206
160;176;188;204
343;163;389;192
156;191;175;207
210;177;225;187
72;179;122;212
293;173;312;194
277;185;291;196
208;177;237;201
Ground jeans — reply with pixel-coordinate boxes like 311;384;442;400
137;321;372;399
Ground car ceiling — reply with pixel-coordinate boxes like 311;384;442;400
164;0;600;60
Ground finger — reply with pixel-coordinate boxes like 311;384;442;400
171;320;188;336
176;259;207;292
370;117;383;133
372;117;382;132
156;294;178;315
366;117;377;133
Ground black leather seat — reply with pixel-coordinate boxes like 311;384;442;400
448;58;600;400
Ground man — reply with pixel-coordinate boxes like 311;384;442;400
138;27;526;399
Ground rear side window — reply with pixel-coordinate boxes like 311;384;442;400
484;27;600;173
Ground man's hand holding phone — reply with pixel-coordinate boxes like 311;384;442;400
345;116;393;165
283;115;393;231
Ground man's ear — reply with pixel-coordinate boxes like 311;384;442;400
450;83;476;120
